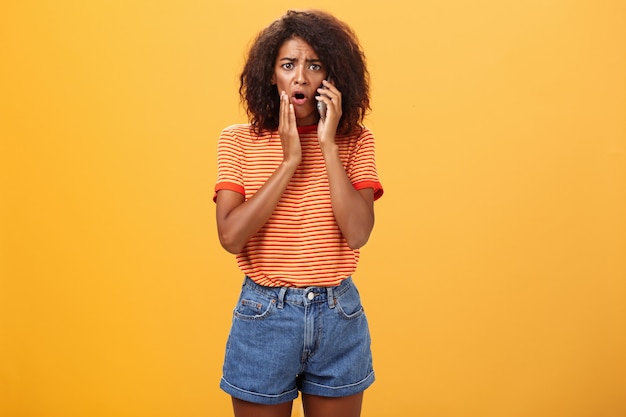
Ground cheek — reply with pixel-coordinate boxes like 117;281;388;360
272;72;285;85
275;79;290;92
316;72;328;83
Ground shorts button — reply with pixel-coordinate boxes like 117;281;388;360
307;292;315;300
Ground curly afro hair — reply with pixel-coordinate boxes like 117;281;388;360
240;10;371;136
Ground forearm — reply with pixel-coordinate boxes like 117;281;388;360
217;161;298;254
322;143;375;249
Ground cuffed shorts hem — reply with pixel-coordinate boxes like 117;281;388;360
220;377;299;405
300;370;375;398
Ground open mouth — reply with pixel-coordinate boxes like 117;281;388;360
291;92;307;105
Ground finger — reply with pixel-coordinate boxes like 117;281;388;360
317;92;340;114
318;86;340;104
321;79;340;95
315;94;330;116
279;91;288;130
322;79;335;89
288;103;296;127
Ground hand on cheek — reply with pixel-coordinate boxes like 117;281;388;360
278;91;302;165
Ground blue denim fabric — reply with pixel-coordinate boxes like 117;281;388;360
220;276;375;405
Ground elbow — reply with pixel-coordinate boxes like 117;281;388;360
347;240;367;250
218;231;244;254
346;232;371;250
222;244;243;255
345;215;374;250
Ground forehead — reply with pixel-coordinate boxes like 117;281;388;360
277;37;319;59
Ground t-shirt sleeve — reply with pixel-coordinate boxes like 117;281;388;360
214;126;245;202
349;127;384;200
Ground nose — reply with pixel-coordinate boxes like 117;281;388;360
294;65;307;85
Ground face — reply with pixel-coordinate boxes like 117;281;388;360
272;37;328;126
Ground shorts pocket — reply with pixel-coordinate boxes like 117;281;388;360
335;285;365;320
233;289;276;321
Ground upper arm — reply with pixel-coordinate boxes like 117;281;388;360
349;129;384;201
358;187;375;216
215;189;245;231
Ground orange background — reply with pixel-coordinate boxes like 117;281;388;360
1;1;625;416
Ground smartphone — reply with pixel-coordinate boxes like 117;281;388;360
316;79;329;121
317;97;327;121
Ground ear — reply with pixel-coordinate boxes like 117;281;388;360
271;75;276;85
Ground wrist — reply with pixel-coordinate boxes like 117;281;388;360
280;158;300;172
320;142;339;158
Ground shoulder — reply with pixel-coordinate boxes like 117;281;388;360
358;125;374;139
337;126;375;148
220;123;253;137
220;124;276;141
218;124;254;148
339;125;374;140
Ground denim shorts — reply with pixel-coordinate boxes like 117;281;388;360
220;276;375;405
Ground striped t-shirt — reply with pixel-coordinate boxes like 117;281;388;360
215;123;383;287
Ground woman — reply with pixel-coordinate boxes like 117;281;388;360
214;9;383;417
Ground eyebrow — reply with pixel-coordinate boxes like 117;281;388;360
279;57;322;63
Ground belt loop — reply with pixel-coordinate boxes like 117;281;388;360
327;286;335;309
277;287;287;309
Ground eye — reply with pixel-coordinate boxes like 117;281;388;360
281;63;294;70
309;64;322;71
